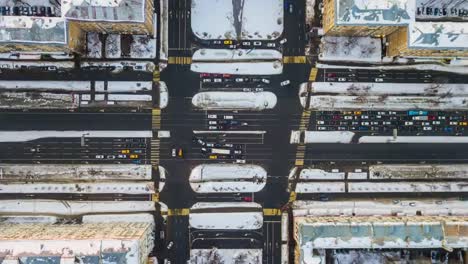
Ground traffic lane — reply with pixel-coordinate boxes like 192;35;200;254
0;112;151;130
166;215;190;263
0;69;152;82
304;143;468;161
190;230;263;249
0;193;152;201
0;138;150;164
263;220;281;264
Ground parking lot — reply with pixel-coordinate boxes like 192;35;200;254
314;110;468;136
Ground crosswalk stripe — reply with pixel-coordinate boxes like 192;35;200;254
168;208;190;216
168;57;192;65
309;68;318;81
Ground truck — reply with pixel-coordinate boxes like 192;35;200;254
201;148;231;155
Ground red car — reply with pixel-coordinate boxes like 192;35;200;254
243;196;253;202
200;73;210;77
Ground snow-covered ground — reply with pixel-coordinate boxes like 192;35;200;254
0;92;78;109
0;216;58;224
191;49;283;75
159;166;167;192
105;34;121;58
191;61;283;75
369;164;468;180
130;35;157;59
160;0;169;62
0;200;155;215
0;164;152;181
0;182;155;194
0;81;90;92
86;32;102;59
306;0;315;25
295;182;346;193
319;37;382;63
307;95;468;111
190;202;263;230
310;82;468;96
192;91;277;110
294;131;354;144
193;49;282;61
0;60;73;70
81;61;155;72
296;168;345;180
190;164;267;181
0;130;151;143
348;181;468;193
191;0;283;40
189;248;262;264
159;81;168;109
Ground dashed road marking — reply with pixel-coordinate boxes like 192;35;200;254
168;208;190;216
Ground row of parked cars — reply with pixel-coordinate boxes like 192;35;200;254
210;39;287;49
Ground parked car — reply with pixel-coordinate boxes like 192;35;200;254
280;80;290;86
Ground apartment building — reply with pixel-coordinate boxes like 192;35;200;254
322;0;468;57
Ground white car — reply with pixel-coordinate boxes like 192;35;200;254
214;78;222;83
262;78;270;84
317;126;327;130
375;78;384;82
223;115;234;119
202;79;211;83
253;41;262;46
208;126;218;130
361;115;369;119
208;121;217;125
361;122;369;126
404;121;413;125
208;114;217;119
107;155;116;159
267;43;276;48
338;77;346;82
235;78;244;82
423;126;432;131
280;80;290;86
279;38;287;44
317;121;325;125
95;155;104;159
433;121;441;125
236;159;246;164
344;116;353;120
118;154;127;158
242;41;251;46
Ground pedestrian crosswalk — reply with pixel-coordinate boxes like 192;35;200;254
152;108;161;130
283;56;306;64
168;56;192;65
150;139;160;165
153;70;160;82
168;208;190;216
263;208;282;216
309;67;318;81
299;110;311;131
295;144;306;166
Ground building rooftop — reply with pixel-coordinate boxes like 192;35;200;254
0;17;67;44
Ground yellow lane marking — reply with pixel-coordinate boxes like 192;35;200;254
263;208;282;216
168;208;190;216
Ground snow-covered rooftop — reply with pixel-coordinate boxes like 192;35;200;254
334;0;468;49
190;249;262;264
62;0;147;22
0;17;67;45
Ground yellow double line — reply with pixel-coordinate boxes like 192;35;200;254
153;70;160;82
168;208;190;216
168;56;192;65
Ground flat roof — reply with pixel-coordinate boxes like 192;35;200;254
0;17;67;45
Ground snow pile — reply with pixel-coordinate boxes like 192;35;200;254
192;91;277;110
295;182;346;193
310;82;468;96
319;36;382;63
0;164;152;181
158;166;167;192
306;0;316;25
189;248;262;264
190;202;263;230
0;216;58;224
105;34;121;58
191;0;283;40
0;81;90;92
348;181;468;193
130;35;157;59
160;0;169;62
86;32;102;58
191;61;283;75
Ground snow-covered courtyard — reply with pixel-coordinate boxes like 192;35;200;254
191;0;283;40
